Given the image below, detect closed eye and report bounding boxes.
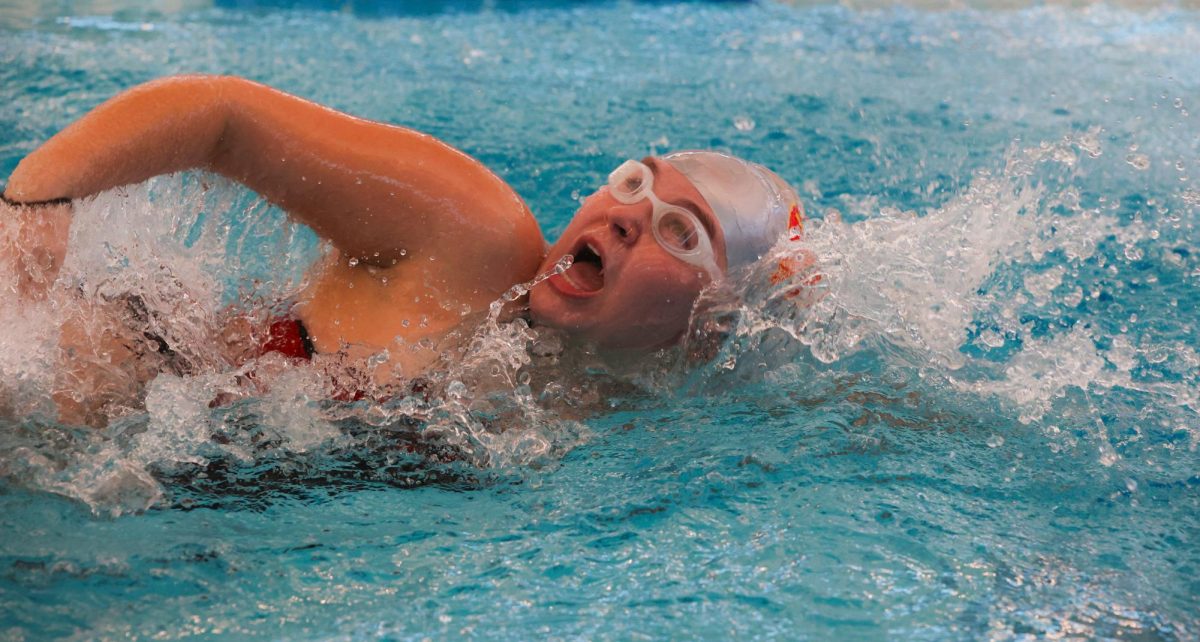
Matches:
[672,198,717,241]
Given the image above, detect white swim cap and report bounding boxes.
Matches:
[662,151,802,270]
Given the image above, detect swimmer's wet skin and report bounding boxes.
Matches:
[0,74,805,421]
[3,6,1197,639]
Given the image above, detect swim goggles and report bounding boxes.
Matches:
[607,160,722,281]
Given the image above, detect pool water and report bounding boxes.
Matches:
[1,0,1198,639]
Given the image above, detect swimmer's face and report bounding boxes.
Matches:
[530,157,728,350]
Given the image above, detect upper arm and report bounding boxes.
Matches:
[210,77,546,290]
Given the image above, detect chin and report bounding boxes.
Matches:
[529,289,684,352]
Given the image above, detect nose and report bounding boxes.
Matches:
[607,205,644,246]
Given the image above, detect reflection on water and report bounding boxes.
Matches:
[0,0,755,29]
[0,0,209,29]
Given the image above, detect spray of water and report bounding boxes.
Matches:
[695,127,1198,463]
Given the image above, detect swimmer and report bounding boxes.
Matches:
[1,75,804,423]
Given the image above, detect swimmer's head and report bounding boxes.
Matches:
[661,151,802,270]
[530,152,801,350]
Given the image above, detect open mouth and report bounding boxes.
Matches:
[552,241,605,296]
[565,242,605,291]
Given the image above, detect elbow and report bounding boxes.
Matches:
[199,76,239,173]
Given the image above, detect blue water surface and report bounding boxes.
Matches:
[1,0,1198,640]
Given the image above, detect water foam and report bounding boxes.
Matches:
[701,128,1197,456]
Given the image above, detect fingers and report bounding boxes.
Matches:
[1,201,72,299]
[770,250,826,306]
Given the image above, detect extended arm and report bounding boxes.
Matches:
[4,75,544,285]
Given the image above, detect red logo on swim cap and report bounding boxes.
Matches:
[787,203,803,241]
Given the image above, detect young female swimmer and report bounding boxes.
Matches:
[1,75,803,416]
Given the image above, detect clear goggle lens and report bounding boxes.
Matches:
[606,160,720,280]
[608,161,649,203]
[655,209,702,253]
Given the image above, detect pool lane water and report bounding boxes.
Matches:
[1,1,1199,639]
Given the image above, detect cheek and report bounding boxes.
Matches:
[620,253,706,300]
[620,273,697,312]
[603,258,706,336]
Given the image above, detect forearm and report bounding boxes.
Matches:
[4,75,232,202]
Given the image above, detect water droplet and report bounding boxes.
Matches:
[399,249,407,256]
[1125,153,1150,170]
[733,116,756,132]
[978,329,1005,348]
[986,434,1004,448]
[347,257,359,267]
[1099,446,1119,467]
[401,319,410,328]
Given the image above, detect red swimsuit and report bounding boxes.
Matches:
[259,317,315,360]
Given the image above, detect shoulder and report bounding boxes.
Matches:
[425,185,547,297]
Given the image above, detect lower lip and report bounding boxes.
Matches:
[547,271,602,299]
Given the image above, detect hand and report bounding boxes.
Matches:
[1,198,73,300]
[770,248,825,307]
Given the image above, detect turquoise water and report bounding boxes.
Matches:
[1,1,1199,639]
